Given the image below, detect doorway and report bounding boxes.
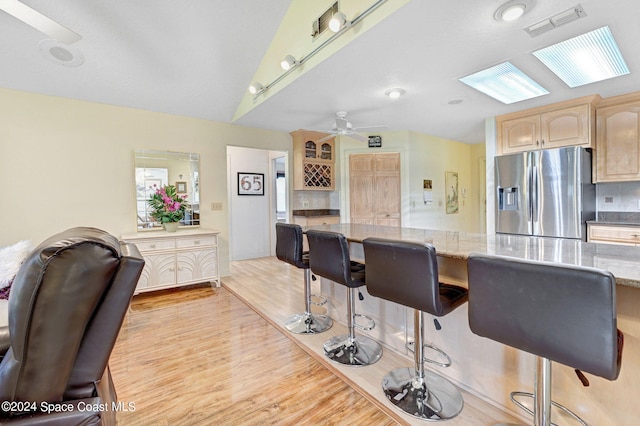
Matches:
[227,146,287,261]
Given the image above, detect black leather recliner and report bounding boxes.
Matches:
[0,227,144,425]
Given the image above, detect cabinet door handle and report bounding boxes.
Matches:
[536,140,540,145]
[541,139,545,145]
[149,244,156,249]
[631,234,640,238]
[194,240,200,245]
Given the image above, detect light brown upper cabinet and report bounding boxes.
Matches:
[291,130,335,190]
[595,92,640,182]
[497,95,601,155]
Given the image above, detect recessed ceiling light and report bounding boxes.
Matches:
[494,0,531,21]
[38,39,84,67]
[532,26,629,88]
[459,62,549,104]
[385,88,406,99]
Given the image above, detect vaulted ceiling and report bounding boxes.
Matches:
[1,0,639,144]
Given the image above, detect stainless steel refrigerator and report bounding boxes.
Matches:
[495,146,595,240]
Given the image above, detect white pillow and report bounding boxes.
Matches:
[0,240,32,289]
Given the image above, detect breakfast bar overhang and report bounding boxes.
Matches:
[304,223,640,426]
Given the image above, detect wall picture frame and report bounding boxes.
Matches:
[175,181,187,193]
[445,171,459,214]
[237,172,264,196]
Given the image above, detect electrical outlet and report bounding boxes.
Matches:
[637,199,640,210]
[605,196,614,203]
[302,200,310,208]
[211,202,223,211]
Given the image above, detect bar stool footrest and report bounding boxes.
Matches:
[353,313,375,331]
[284,312,333,335]
[310,294,327,306]
[406,341,453,368]
[510,391,588,426]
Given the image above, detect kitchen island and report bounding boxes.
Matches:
[305,223,640,426]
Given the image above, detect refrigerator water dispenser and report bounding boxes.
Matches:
[498,187,518,211]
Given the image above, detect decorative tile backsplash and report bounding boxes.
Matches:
[596,182,640,212]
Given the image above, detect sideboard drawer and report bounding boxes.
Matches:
[176,235,217,249]
[588,224,640,245]
[134,239,176,252]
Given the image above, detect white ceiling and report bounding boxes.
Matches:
[2,0,639,144]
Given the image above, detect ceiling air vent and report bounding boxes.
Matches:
[524,4,587,37]
[312,2,339,38]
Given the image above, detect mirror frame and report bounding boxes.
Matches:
[134,149,200,230]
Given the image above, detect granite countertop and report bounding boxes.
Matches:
[587,212,640,226]
[292,209,340,217]
[302,223,640,288]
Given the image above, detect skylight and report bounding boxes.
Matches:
[532,26,629,88]
[458,62,549,104]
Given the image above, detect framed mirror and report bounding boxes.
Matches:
[135,149,200,230]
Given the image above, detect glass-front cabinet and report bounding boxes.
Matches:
[291,130,335,190]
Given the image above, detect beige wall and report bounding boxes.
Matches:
[338,131,484,233]
[0,87,291,276]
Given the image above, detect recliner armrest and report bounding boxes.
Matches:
[0,326,10,357]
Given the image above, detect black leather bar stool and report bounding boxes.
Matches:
[467,254,624,426]
[306,229,383,366]
[363,238,468,421]
[275,223,332,334]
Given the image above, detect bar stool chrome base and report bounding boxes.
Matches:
[284,312,333,334]
[323,334,383,366]
[509,391,588,426]
[382,367,463,421]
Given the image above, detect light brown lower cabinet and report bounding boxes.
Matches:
[588,223,640,246]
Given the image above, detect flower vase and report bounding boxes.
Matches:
[163,222,179,233]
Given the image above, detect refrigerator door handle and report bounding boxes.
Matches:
[531,165,539,227]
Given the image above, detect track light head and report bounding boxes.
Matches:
[280,55,298,71]
[248,82,264,95]
[329,12,348,32]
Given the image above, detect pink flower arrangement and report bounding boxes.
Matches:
[147,184,190,224]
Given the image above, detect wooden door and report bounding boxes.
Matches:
[349,154,375,224]
[349,153,400,226]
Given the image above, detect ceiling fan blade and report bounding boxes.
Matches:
[0,0,82,44]
[353,124,389,131]
[316,133,335,143]
[346,133,368,142]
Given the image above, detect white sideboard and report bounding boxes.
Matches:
[122,228,220,294]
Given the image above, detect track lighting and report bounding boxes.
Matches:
[329,12,348,32]
[280,55,298,71]
[248,82,264,95]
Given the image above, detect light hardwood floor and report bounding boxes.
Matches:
[110,285,397,425]
[111,256,521,425]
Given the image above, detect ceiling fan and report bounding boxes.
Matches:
[0,0,82,44]
[316,111,388,142]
